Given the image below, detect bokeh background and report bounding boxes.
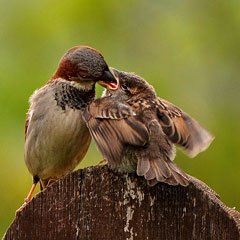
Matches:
[1,0,240,236]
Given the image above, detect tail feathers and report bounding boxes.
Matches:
[137,157,189,187]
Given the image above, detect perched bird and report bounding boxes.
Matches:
[83,68,214,186]
[23,46,118,202]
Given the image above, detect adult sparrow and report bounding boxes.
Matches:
[24,46,118,202]
[83,68,214,186]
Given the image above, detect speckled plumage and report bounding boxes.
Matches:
[83,68,214,186]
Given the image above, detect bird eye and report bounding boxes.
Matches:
[121,84,128,91]
[78,70,89,79]
[81,75,88,79]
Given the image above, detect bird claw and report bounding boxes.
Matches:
[24,198,30,203]
[15,201,28,216]
[46,179,57,188]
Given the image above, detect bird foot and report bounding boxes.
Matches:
[15,199,29,216]
[46,179,57,188]
[15,181,38,216]
[98,159,108,165]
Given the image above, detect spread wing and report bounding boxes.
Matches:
[83,97,149,162]
[157,98,214,157]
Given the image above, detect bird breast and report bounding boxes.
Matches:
[24,81,91,180]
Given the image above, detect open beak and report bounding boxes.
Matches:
[97,67,119,90]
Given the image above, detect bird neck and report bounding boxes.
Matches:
[51,78,95,111]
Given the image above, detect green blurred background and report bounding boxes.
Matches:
[1,0,240,236]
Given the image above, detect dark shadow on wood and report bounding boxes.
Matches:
[3,165,240,240]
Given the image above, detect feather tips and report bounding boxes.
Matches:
[83,101,149,162]
[138,156,189,187]
[157,98,214,158]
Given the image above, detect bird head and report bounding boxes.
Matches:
[100,67,156,101]
[50,46,118,89]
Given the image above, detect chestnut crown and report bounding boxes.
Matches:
[51,46,117,86]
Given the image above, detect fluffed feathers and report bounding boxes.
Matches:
[84,68,214,187]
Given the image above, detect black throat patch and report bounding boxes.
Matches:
[53,81,95,111]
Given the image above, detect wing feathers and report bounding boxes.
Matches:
[84,95,212,187]
[88,98,133,120]
[84,104,149,162]
[157,98,214,158]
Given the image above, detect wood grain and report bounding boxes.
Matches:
[4,165,240,240]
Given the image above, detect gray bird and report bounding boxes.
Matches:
[83,68,214,186]
[23,46,118,202]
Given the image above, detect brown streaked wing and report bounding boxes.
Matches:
[83,99,149,162]
[87,97,134,120]
[157,98,214,157]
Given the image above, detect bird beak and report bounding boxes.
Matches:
[97,67,119,90]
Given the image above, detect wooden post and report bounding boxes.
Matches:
[4,165,240,240]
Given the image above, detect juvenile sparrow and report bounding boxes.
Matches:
[24,46,118,202]
[83,68,214,186]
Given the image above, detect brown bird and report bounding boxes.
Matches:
[83,68,214,186]
[23,46,118,203]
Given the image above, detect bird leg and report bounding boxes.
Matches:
[15,182,38,215]
[25,182,38,202]
[15,176,40,216]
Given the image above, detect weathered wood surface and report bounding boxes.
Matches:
[4,165,240,240]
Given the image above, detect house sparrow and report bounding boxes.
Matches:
[83,68,214,186]
[23,46,118,202]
